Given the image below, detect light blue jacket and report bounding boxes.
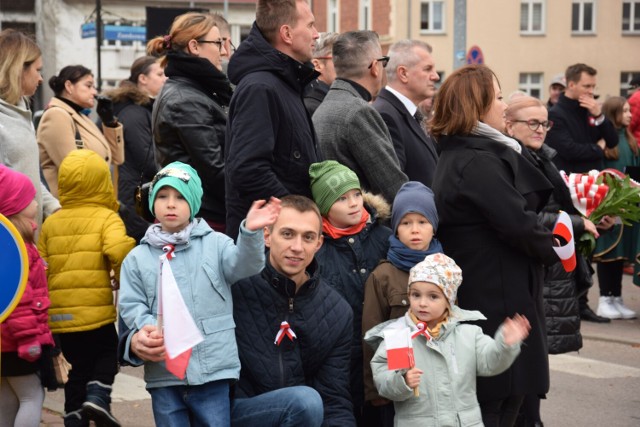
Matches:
[119,219,264,389]
[365,308,521,427]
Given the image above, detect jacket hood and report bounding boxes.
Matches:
[363,192,391,222]
[58,149,119,211]
[227,22,319,90]
[0,96,33,122]
[106,82,152,108]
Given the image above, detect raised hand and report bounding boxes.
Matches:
[245,197,282,232]
[502,313,531,346]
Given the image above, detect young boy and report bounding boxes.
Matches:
[118,161,280,427]
[365,253,530,426]
[38,150,136,427]
[361,181,442,425]
[309,160,391,423]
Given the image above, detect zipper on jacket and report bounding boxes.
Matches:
[450,343,459,375]
[288,297,294,313]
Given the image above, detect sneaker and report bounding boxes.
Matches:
[596,296,622,320]
[82,381,121,427]
[63,410,89,427]
[612,296,637,319]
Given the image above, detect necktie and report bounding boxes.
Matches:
[414,110,424,124]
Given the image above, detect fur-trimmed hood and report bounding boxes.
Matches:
[363,192,391,223]
[105,81,152,107]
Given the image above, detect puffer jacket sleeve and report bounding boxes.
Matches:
[371,340,414,401]
[220,220,265,285]
[474,324,521,377]
[102,211,136,280]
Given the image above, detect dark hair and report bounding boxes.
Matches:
[48,65,92,96]
[128,56,158,84]
[602,96,637,155]
[565,63,597,84]
[279,195,322,232]
[430,64,499,139]
[256,0,299,44]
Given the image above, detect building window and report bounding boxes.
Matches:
[572,1,596,34]
[621,72,640,97]
[0,0,35,12]
[359,0,371,30]
[0,21,36,37]
[328,0,339,32]
[520,1,545,34]
[623,1,640,33]
[420,1,445,33]
[519,73,543,99]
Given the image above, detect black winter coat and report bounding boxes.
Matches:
[546,93,618,173]
[530,144,587,354]
[315,203,391,408]
[109,83,155,242]
[304,79,330,117]
[232,259,356,427]
[432,134,557,401]
[225,22,320,240]
[153,73,228,224]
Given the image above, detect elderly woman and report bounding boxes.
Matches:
[0,29,60,227]
[430,65,557,427]
[37,65,124,197]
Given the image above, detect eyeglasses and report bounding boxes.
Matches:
[222,37,237,53]
[368,55,390,69]
[151,168,191,191]
[197,39,224,50]
[512,119,553,131]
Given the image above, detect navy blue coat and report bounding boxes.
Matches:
[225,22,320,240]
[232,259,356,427]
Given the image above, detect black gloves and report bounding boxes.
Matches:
[96,95,117,127]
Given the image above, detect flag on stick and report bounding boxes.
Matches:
[384,327,419,396]
[552,211,576,272]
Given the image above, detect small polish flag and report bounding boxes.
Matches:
[384,327,414,371]
[552,211,576,272]
[157,245,204,379]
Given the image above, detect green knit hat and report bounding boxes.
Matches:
[309,160,361,216]
[149,162,203,221]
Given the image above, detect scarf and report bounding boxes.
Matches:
[409,311,448,339]
[322,208,370,239]
[144,220,196,248]
[164,52,233,106]
[386,235,443,272]
[472,121,522,154]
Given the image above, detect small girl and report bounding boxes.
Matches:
[365,253,530,426]
[119,161,280,427]
[0,164,54,427]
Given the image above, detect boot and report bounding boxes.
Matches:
[82,380,121,427]
[63,409,89,427]
[612,296,637,319]
[596,296,621,320]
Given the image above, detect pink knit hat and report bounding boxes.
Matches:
[0,164,36,217]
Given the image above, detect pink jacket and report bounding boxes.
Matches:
[1,243,54,361]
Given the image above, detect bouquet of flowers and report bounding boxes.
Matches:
[561,169,640,256]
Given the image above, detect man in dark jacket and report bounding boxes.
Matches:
[304,32,339,116]
[373,40,440,187]
[231,195,355,427]
[225,0,321,240]
[545,63,618,323]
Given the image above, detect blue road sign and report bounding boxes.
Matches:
[0,214,28,322]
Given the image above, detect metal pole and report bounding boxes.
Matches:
[96,0,102,91]
[453,0,466,70]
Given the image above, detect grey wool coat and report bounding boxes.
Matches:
[312,79,407,204]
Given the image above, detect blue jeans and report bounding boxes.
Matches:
[149,380,230,427]
[231,386,323,427]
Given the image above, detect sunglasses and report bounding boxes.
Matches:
[368,55,390,69]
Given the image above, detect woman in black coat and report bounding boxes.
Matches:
[147,12,232,232]
[430,65,558,427]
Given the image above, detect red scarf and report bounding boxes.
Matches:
[322,208,370,239]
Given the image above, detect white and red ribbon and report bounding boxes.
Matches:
[561,170,609,217]
[274,321,297,345]
[411,322,432,341]
[552,211,576,272]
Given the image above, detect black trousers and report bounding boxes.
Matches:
[59,323,118,413]
[597,260,624,297]
[481,395,525,427]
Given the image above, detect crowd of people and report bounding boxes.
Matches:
[1,0,639,426]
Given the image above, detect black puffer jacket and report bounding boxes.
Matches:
[530,144,587,354]
[225,22,320,240]
[108,82,155,242]
[153,53,231,224]
[314,196,391,409]
[232,259,355,427]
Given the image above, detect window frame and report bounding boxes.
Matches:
[328,0,340,33]
[622,1,640,34]
[519,72,544,100]
[419,0,446,35]
[571,0,597,35]
[520,0,546,35]
[359,0,372,30]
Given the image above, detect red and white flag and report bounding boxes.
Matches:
[383,327,414,371]
[552,211,576,272]
[157,245,203,379]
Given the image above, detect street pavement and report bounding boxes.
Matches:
[41,271,640,426]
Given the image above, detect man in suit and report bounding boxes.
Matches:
[313,30,407,204]
[373,40,440,187]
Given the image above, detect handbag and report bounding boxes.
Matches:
[133,139,157,223]
[39,344,72,391]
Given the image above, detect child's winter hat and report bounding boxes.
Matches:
[0,164,36,217]
[408,253,462,307]
[391,181,439,234]
[149,162,203,220]
[309,160,361,216]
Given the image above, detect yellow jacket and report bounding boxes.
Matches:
[37,97,124,198]
[38,150,135,334]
